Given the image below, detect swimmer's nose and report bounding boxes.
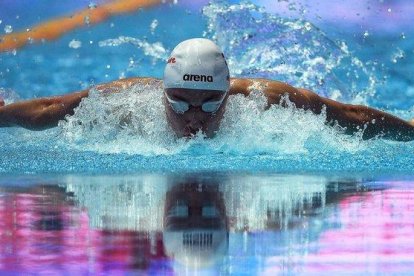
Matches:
[187,105,203,112]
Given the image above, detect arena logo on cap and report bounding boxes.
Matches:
[183,74,213,83]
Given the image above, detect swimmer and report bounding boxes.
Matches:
[0,38,414,141]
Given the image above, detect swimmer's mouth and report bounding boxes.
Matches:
[183,126,202,137]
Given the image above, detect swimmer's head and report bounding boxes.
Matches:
[163,39,230,137]
[163,38,230,93]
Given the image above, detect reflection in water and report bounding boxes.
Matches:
[163,181,229,271]
[0,175,413,274]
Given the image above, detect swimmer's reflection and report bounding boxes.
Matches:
[163,181,229,269]
[60,174,386,273]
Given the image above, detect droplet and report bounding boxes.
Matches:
[69,39,82,49]
[387,8,392,12]
[84,16,90,25]
[363,31,369,38]
[88,2,97,9]
[400,33,406,39]
[110,23,114,28]
[150,19,158,34]
[106,64,111,69]
[4,25,13,34]
[0,20,2,25]
[391,48,404,63]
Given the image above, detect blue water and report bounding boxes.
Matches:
[1,2,414,274]
[0,1,414,174]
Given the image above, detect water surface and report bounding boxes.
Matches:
[1,173,413,274]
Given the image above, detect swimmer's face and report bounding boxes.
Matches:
[164,88,228,138]
[164,183,227,230]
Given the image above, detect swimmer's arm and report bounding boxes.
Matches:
[296,88,414,141]
[244,78,414,141]
[0,77,156,130]
[0,90,89,130]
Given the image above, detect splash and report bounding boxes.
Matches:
[59,80,181,155]
[98,36,168,61]
[58,80,367,157]
[0,87,19,104]
[203,1,378,104]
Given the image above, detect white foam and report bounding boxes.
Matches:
[58,81,366,156]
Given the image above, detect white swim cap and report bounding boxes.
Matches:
[163,38,230,92]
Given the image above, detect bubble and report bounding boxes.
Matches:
[150,19,158,34]
[4,25,13,34]
[69,39,82,49]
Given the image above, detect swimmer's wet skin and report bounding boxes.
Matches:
[0,38,414,141]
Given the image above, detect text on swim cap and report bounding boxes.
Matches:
[183,74,213,82]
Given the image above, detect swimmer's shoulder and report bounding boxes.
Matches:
[229,77,298,97]
[229,77,313,108]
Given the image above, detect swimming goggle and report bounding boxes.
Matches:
[165,93,225,114]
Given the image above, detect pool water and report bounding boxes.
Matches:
[0,1,414,173]
[1,0,414,274]
[0,173,413,274]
